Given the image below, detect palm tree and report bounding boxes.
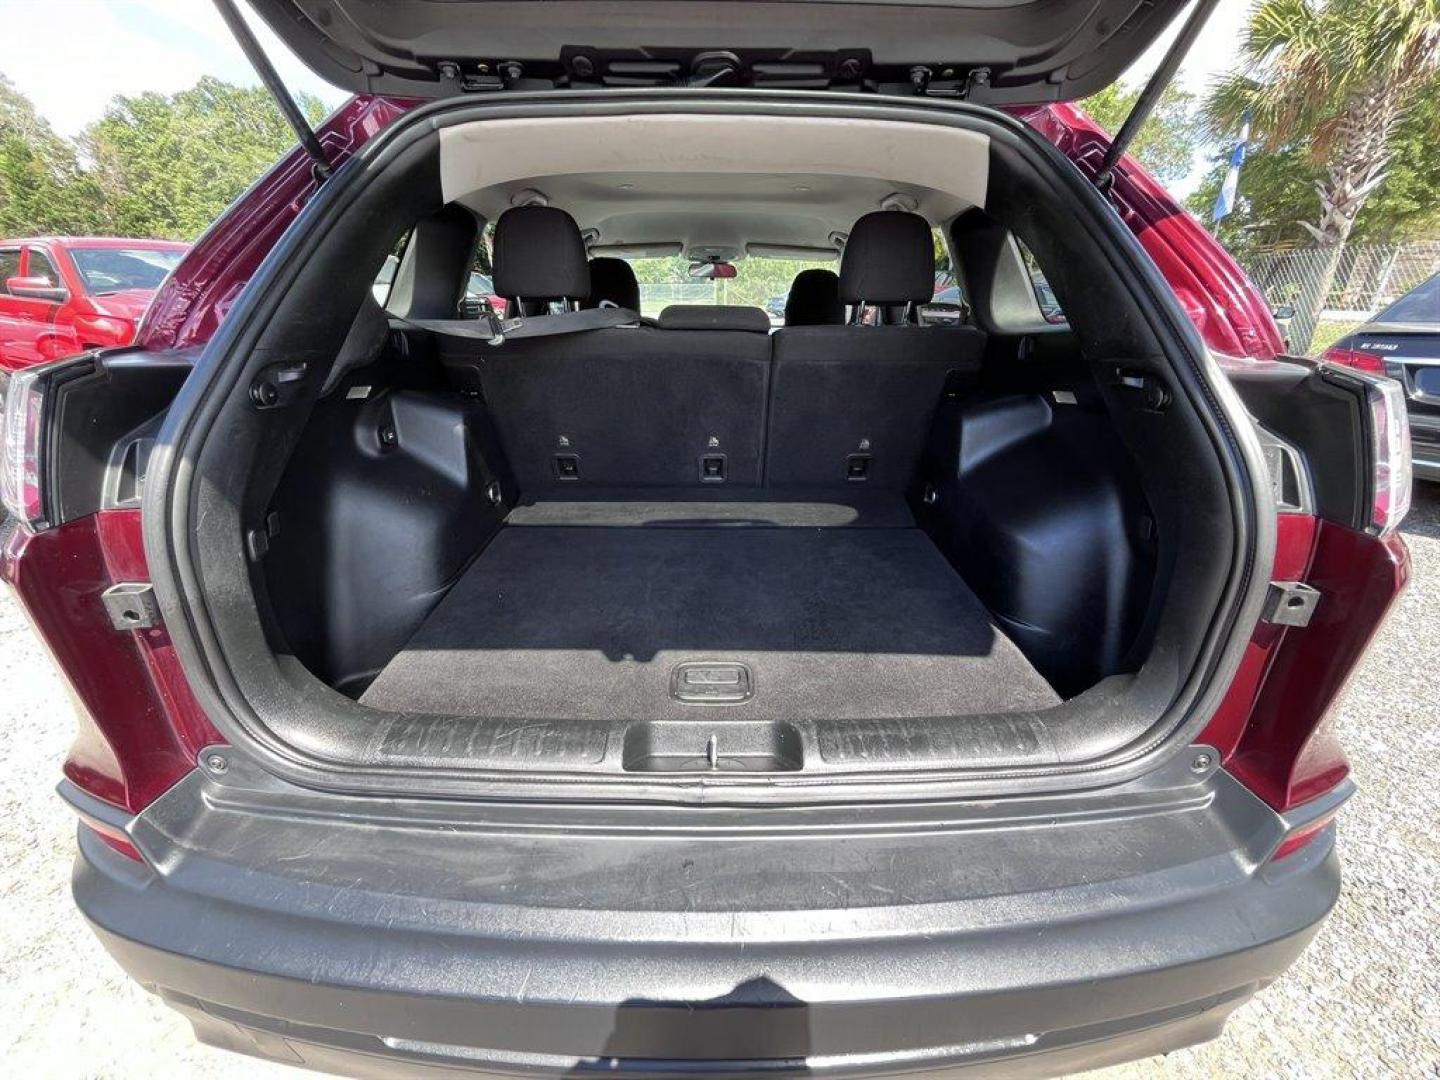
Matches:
[1205,0,1440,351]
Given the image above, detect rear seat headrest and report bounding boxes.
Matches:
[658,305,771,333]
[492,206,590,302]
[838,211,935,306]
[784,268,844,326]
[583,256,641,312]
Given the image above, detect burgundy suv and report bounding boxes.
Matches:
[0,2,1412,1076]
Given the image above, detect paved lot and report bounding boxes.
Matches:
[2,491,1438,1078]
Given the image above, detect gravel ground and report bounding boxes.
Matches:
[3,492,1438,1078]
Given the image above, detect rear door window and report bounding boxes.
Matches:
[0,249,20,293]
[621,254,837,323]
[1017,241,1066,324]
[25,249,63,290]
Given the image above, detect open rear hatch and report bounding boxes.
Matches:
[108,0,1278,803]
[250,0,1194,102]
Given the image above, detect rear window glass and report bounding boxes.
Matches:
[474,221,959,321]
[0,249,21,292]
[1376,274,1440,326]
[70,248,182,294]
[621,255,837,321]
[1017,241,1066,324]
[27,249,62,287]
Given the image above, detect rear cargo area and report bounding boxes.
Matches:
[358,495,1060,722]
[180,160,1252,787]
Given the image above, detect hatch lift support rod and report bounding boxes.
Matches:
[1093,0,1221,191]
[211,0,332,179]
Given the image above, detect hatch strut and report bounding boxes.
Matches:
[211,0,333,179]
[1093,0,1220,191]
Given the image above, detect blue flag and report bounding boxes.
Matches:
[1212,111,1252,223]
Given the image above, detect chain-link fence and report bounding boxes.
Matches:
[1238,240,1440,355]
[636,282,716,318]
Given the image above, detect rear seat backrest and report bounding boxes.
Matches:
[767,211,985,487]
[440,207,771,489]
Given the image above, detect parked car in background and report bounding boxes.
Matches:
[1324,273,1440,481]
[0,237,187,372]
[463,269,501,315]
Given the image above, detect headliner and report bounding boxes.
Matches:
[439,113,989,259]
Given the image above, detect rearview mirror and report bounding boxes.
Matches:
[6,275,68,302]
[687,261,738,280]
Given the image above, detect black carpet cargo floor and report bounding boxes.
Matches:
[359,526,1060,722]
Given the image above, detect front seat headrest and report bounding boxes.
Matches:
[838,211,935,306]
[492,206,590,302]
[784,268,844,326]
[583,256,641,312]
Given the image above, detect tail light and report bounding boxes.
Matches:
[1321,345,1386,374]
[1,368,50,529]
[1359,371,1412,535]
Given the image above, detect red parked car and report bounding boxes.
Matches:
[0,2,1413,1077]
[0,237,187,372]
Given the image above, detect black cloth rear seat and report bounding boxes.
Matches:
[442,329,770,488]
[439,207,769,488]
[767,211,984,487]
[439,207,983,492]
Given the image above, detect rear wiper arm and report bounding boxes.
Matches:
[1093,0,1220,192]
[210,0,333,180]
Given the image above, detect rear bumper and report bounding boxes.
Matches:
[72,753,1341,1079]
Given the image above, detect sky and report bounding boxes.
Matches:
[0,0,1252,196]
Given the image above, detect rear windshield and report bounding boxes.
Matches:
[621,255,837,320]
[472,225,959,321]
[621,228,954,321]
[1375,274,1440,327]
[70,248,183,294]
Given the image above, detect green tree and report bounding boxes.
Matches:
[80,76,325,240]
[1203,0,1440,350]
[1188,79,1440,258]
[1080,83,1203,184]
[0,73,109,236]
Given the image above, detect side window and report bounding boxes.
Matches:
[1017,241,1066,325]
[372,230,413,310]
[0,249,20,294]
[925,227,970,325]
[26,249,62,289]
[372,254,400,306]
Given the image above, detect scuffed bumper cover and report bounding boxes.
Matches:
[73,752,1340,1078]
